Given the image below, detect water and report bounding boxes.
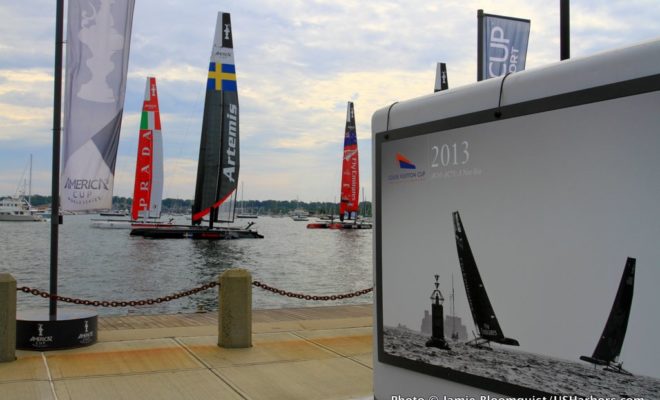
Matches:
[0,215,373,316]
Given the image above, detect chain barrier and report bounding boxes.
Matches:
[16,281,373,307]
[16,281,219,308]
[252,280,373,301]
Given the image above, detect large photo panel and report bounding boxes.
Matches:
[378,89,660,397]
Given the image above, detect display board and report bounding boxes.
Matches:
[375,65,660,397]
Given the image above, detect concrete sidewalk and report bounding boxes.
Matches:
[0,304,373,400]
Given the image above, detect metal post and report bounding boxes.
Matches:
[50,0,64,319]
[560,0,570,60]
[0,273,17,362]
[218,269,252,348]
[477,9,484,81]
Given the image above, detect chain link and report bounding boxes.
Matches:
[252,280,373,301]
[17,280,374,307]
[16,282,219,307]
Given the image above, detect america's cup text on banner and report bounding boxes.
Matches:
[477,11,530,81]
[61,0,135,211]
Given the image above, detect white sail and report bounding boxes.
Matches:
[61,0,135,211]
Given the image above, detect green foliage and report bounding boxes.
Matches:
[3,194,372,217]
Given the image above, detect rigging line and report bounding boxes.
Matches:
[14,157,31,196]
[385,101,399,132]
[494,72,512,119]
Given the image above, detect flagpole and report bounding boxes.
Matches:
[560,0,570,60]
[50,0,64,320]
[477,9,484,81]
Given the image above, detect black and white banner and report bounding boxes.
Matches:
[61,0,135,211]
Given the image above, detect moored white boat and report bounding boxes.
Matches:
[291,209,309,221]
[0,196,44,222]
[1,155,44,222]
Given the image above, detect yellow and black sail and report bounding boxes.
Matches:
[193,12,239,225]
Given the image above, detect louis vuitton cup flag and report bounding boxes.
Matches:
[477,10,530,81]
[61,0,135,211]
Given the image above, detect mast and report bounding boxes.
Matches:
[453,211,519,346]
[28,154,32,205]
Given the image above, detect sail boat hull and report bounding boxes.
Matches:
[307,221,372,229]
[91,219,174,229]
[328,221,372,229]
[130,224,263,239]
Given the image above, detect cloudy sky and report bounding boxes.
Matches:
[1,0,658,202]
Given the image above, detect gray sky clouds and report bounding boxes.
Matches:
[1,0,658,201]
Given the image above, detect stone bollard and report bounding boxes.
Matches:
[0,273,16,362]
[218,269,252,348]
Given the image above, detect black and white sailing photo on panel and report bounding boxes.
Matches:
[378,91,660,397]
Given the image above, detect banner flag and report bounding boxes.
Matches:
[61,0,135,211]
[478,11,530,81]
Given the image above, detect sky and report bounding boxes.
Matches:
[0,0,659,202]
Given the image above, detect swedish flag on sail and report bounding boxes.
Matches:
[207,62,237,92]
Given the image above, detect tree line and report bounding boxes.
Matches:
[21,195,372,217]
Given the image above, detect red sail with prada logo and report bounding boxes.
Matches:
[131,76,163,221]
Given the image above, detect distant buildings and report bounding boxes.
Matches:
[421,310,468,340]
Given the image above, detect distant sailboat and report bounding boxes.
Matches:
[308,102,371,230]
[237,182,259,219]
[131,76,164,222]
[453,211,519,348]
[580,258,636,375]
[130,12,262,240]
[92,77,170,229]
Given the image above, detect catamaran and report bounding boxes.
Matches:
[92,77,171,229]
[453,211,519,348]
[130,12,262,240]
[580,258,636,375]
[307,102,371,230]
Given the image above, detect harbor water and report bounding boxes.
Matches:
[0,215,373,316]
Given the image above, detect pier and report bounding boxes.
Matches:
[0,304,373,400]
